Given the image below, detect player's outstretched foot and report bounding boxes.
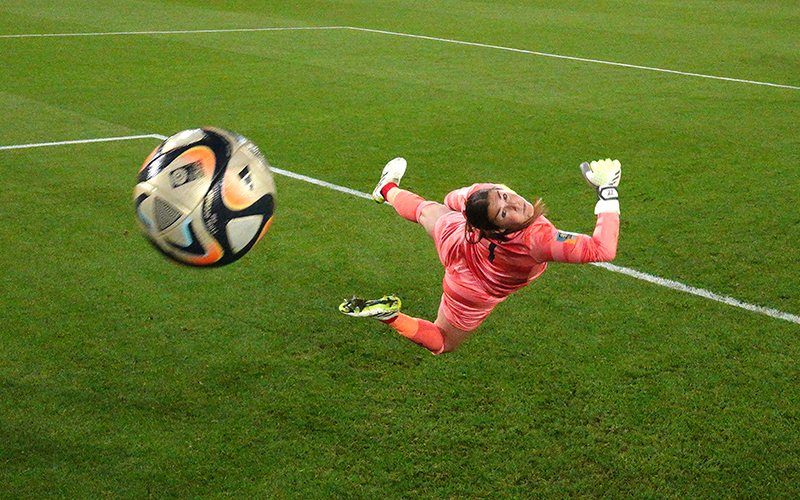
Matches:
[372,157,407,203]
[339,295,402,320]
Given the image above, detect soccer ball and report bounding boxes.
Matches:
[133,127,276,267]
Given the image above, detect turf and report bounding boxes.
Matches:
[1,1,799,498]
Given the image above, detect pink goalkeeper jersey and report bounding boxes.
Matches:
[440,183,619,298]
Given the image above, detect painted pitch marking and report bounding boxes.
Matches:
[1,26,797,90]
[0,134,165,150]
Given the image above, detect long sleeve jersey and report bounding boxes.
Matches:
[442,183,619,297]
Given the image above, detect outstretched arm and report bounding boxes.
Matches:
[534,213,618,263]
[531,159,622,264]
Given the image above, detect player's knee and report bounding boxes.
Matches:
[439,344,458,354]
[418,203,450,232]
[439,333,469,354]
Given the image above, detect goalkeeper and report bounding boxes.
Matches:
[339,157,621,354]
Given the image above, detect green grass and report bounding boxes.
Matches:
[1,1,799,498]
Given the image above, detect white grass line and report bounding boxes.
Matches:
[0,26,345,39]
[1,25,796,90]
[593,262,800,324]
[346,27,800,91]
[0,134,166,150]
[270,167,373,200]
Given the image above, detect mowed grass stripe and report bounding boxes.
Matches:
[3,134,797,325]
[1,25,797,90]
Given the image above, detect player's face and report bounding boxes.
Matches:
[488,189,535,231]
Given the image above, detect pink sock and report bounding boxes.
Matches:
[388,188,428,222]
[383,313,445,353]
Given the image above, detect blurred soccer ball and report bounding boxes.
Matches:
[133,127,276,267]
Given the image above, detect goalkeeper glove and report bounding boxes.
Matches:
[580,158,621,187]
[579,158,621,214]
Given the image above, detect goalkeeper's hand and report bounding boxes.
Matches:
[579,158,621,214]
[580,158,621,187]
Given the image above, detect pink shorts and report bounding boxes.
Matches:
[433,211,506,331]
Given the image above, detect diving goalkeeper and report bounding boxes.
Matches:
[339,157,621,354]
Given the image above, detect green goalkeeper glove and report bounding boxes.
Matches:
[579,158,621,214]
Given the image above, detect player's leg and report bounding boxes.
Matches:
[384,186,443,227]
[340,157,471,353]
[381,309,473,354]
[433,303,473,353]
[387,186,450,237]
[339,296,446,353]
[373,157,451,234]
[337,296,475,354]
[431,270,507,353]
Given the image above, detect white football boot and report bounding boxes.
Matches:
[372,157,407,203]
